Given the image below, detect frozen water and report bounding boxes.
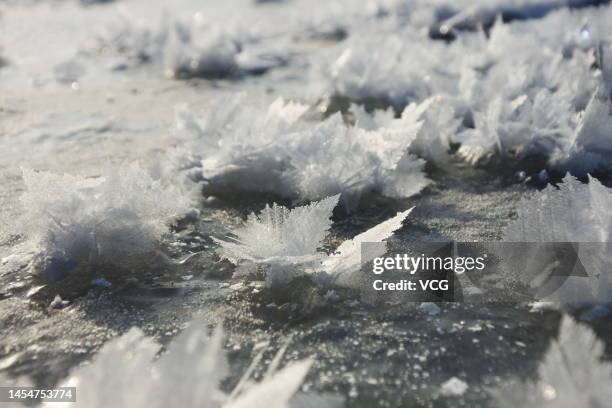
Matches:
[215,196,338,264]
[322,208,413,289]
[215,199,412,289]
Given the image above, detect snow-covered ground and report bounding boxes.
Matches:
[1,1,612,407]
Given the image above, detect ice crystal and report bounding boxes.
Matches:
[452,8,612,169]
[493,316,612,408]
[310,5,612,174]
[558,91,612,175]
[162,17,240,79]
[214,195,338,264]
[215,198,413,289]
[454,12,602,167]
[322,208,413,289]
[18,162,191,281]
[299,0,409,40]
[46,320,329,408]
[504,175,612,302]
[177,95,428,209]
[175,95,308,196]
[504,174,611,244]
[283,107,428,210]
[94,11,166,69]
[94,12,287,79]
[214,195,338,286]
[316,29,459,109]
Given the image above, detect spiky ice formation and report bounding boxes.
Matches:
[214,195,339,286]
[18,162,191,281]
[310,5,612,176]
[47,320,332,408]
[556,91,612,176]
[322,208,413,289]
[283,105,429,210]
[493,316,612,408]
[177,94,429,209]
[503,175,612,302]
[315,28,459,110]
[93,11,288,79]
[162,17,240,79]
[174,95,309,197]
[215,197,413,290]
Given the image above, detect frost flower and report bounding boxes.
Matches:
[178,94,429,210]
[504,174,612,302]
[283,103,429,210]
[50,320,328,408]
[175,95,308,197]
[215,196,413,289]
[493,316,612,407]
[19,162,191,281]
[214,195,339,286]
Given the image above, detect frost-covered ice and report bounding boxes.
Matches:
[283,108,428,209]
[215,195,339,287]
[321,208,413,289]
[92,12,254,79]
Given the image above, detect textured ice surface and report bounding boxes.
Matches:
[284,107,428,210]
[322,208,413,289]
[93,12,248,79]
[310,4,612,177]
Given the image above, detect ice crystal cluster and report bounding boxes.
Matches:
[174,94,308,195]
[94,11,287,79]
[494,316,612,408]
[30,320,336,408]
[504,175,612,302]
[298,0,410,40]
[314,3,612,175]
[177,95,429,210]
[283,105,428,209]
[215,195,412,289]
[18,163,191,281]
